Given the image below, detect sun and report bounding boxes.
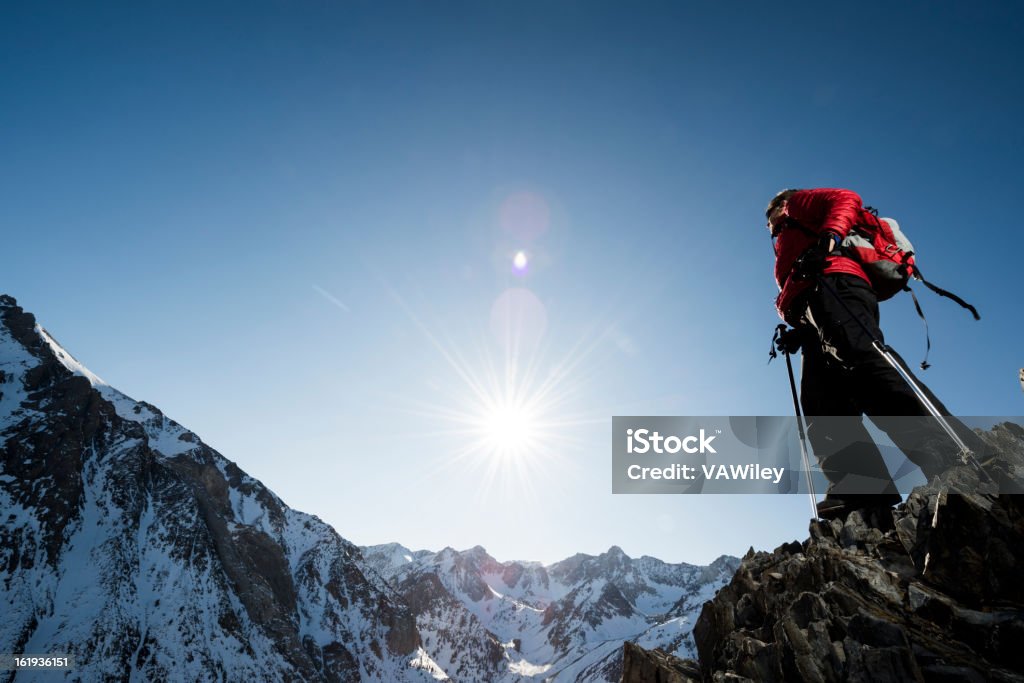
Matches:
[377,279,611,503]
[386,328,595,504]
[479,399,540,459]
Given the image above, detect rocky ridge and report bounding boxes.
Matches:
[622,422,1024,682]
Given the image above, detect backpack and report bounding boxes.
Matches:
[840,210,915,301]
[842,207,980,368]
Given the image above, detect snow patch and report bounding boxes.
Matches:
[409,647,450,680]
[34,324,197,458]
[36,325,107,387]
[0,323,44,444]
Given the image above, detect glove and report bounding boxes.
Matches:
[793,232,839,280]
[768,325,805,363]
[775,327,804,355]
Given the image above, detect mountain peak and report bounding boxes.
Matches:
[605,544,628,558]
[1,295,444,681]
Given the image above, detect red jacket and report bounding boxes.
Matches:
[773,188,872,322]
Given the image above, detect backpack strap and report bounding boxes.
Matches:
[906,286,933,370]
[912,265,981,321]
[905,270,980,370]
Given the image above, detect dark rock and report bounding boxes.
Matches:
[621,642,702,683]
[624,424,1024,683]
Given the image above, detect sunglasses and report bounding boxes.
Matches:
[765,199,787,236]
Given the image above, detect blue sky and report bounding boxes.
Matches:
[3,2,1023,565]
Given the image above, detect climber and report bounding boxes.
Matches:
[767,188,974,520]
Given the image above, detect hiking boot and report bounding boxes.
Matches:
[816,498,851,520]
[816,493,902,521]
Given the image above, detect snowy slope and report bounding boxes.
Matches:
[0,295,445,682]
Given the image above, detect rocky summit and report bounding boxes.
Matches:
[622,423,1024,682]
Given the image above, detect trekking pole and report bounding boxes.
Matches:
[814,276,980,470]
[785,337,819,519]
[771,325,818,519]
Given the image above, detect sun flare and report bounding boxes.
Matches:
[479,399,540,458]
[381,275,612,504]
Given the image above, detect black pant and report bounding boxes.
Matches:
[797,275,974,499]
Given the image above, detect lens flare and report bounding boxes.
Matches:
[499,191,550,242]
[512,250,529,273]
[490,287,547,353]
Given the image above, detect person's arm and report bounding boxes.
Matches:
[786,188,863,247]
[786,188,865,279]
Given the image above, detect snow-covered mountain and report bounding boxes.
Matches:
[0,295,444,682]
[361,542,739,682]
[0,294,738,681]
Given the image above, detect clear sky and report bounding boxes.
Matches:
[3,2,1023,565]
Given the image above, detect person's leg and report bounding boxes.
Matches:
[863,363,989,479]
[798,312,899,506]
[813,276,984,478]
[875,348,991,466]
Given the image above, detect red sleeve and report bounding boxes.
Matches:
[785,188,864,239]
